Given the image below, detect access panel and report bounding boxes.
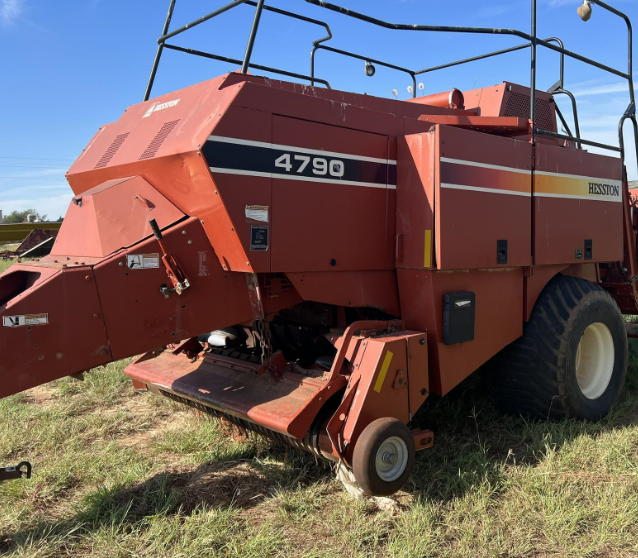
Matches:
[434,126,533,270]
[533,143,623,265]
[270,117,395,272]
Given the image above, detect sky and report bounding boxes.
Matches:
[1,0,637,220]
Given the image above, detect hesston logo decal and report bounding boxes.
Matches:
[589,182,620,197]
[142,98,180,118]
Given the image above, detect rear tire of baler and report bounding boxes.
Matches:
[487,274,627,420]
[352,418,415,496]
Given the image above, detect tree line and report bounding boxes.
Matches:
[2,209,63,224]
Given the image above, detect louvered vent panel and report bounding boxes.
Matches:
[94,133,130,169]
[139,120,181,160]
[504,92,555,133]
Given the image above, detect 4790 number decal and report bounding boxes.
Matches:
[274,153,345,178]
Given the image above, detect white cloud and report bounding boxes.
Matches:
[545,0,575,7]
[0,162,72,218]
[572,83,637,98]
[554,79,638,180]
[0,0,24,26]
[2,192,72,220]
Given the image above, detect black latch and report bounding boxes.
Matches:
[585,239,593,261]
[497,240,508,264]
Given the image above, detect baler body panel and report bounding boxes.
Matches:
[435,125,533,269]
[398,267,524,395]
[269,116,394,273]
[201,113,396,273]
[396,132,437,270]
[533,143,623,265]
[463,82,559,146]
[286,270,400,316]
[0,264,111,398]
[51,176,185,258]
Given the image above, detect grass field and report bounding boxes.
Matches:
[2,259,638,557]
[0,244,20,253]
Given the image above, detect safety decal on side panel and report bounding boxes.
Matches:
[250,226,269,251]
[127,253,160,269]
[245,205,269,223]
[3,313,49,328]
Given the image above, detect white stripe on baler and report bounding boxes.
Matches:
[440,183,531,197]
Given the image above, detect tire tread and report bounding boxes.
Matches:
[486,275,624,419]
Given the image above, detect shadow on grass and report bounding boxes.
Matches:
[405,337,638,500]
[1,440,330,552]
[5,340,638,552]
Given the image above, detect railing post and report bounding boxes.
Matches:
[144,0,177,101]
[311,46,317,86]
[530,0,537,144]
[241,0,266,74]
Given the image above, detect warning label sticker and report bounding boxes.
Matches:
[3,313,49,328]
[250,226,269,251]
[127,253,160,269]
[245,205,269,223]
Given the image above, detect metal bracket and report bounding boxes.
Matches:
[392,369,408,389]
[0,461,32,483]
[412,429,434,452]
[546,80,562,94]
[149,218,190,296]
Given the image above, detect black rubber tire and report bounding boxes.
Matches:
[486,274,627,420]
[352,417,415,496]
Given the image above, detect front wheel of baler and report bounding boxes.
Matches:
[352,418,415,496]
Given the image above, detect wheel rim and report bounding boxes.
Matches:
[375,436,409,482]
[575,322,615,400]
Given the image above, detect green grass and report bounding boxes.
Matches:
[3,262,638,556]
[0,258,14,274]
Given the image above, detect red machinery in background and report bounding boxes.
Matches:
[1,0,637,495]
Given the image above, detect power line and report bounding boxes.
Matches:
[0,176,69,180]
[0,156,75,162]
[0,164,68,170]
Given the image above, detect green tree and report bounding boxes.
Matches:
[2,209,48,223]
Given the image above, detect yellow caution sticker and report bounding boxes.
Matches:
[373,350,394,393]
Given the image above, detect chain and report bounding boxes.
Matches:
[246,273,272,364]
[257,312,273,364]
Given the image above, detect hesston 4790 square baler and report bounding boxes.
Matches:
[1,0,638,495]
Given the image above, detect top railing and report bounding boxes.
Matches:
[144,0,637,178]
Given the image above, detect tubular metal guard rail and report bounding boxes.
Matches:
[144,0,637,179]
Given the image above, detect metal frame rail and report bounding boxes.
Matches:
[145,0,637,177]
